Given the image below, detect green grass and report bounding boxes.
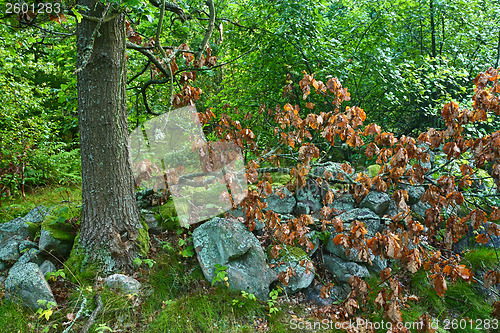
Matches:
[0,184,82,223]
[0,298,33,333]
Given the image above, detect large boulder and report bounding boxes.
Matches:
[269,245,315,293]
[264,187,296,215]
[105,274,142,294]
[359,191,391,216]
[193,217,277,299]
[5,262,57,310]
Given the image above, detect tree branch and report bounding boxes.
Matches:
[148,0,187,22]
[195,0,215,62]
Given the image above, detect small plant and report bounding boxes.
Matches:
[133,257,156,268]
[35,300,57,321]
[232,290,257,307]
[267,288,280,315]
[211,264,229,287]
[95,324,114,332]
[177,229,194,257]
[45,269,66,281]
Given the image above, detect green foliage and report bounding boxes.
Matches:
[35,300,57,321]
[211,263,229,287]
[45,269,66,281]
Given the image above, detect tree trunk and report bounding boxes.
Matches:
[76,0,145,272]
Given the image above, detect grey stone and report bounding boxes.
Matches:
[0,235,23,262]
[264,187,296,214]
[39,260,57,277]
[337,208,382,236]
[311,162,355,181]
[329,194,355,216]
[19,240,38,253]
[270,246,315,293]
[411,201,431,220]
[303,284,333,306]
[324,234,387,274]
[15,248,44,266]
[5,262,57,310]
[105,274,142,294]
[386,199,399,217]
[401,185,425,205]
[24,206,50,224]
[143,214,162,235]
[0,218,31,243]
[0,261,6,272]
[294,202,310,215]
[193,217,277,299]
[38,229,73,258]
[360,191,391,216]
[295,178,327,214]
[323,254,370,283]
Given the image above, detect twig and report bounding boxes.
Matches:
[81,294,103,333]
[62,295,87,333]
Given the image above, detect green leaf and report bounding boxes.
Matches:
[72,8,83,23]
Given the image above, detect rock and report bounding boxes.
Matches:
[0,218,32,243]
[323,254,370,283]
[5,262,57,310]
[193,217,277,299]
[270,246,315,293]
[136,188,155,208]
[411,201,431,221]
[38,228,74,258]
[39,260,57,277]
[386,199,398,217]
[105,274,142,294]
[15,248,44,266]
[303,284,333,306]
[359,191,391,216]
[298,230,320,256]
[329,194,355,216]
[0,261,6,273]
[295,178,327,214]
[311,162,355,182]
[143,213,162,235]
[0,235,23,263]
[24,206,50,223]
[324,236,387,273]
[401,185,425,205]
[337,208,382,236]
[19,240,38,253]
[264,187,296,214]
[294,202,310,215]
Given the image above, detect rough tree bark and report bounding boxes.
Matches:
[76,0,146,272]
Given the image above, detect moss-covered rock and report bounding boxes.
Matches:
[366,164,381,178]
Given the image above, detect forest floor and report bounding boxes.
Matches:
[0,185,497,333]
